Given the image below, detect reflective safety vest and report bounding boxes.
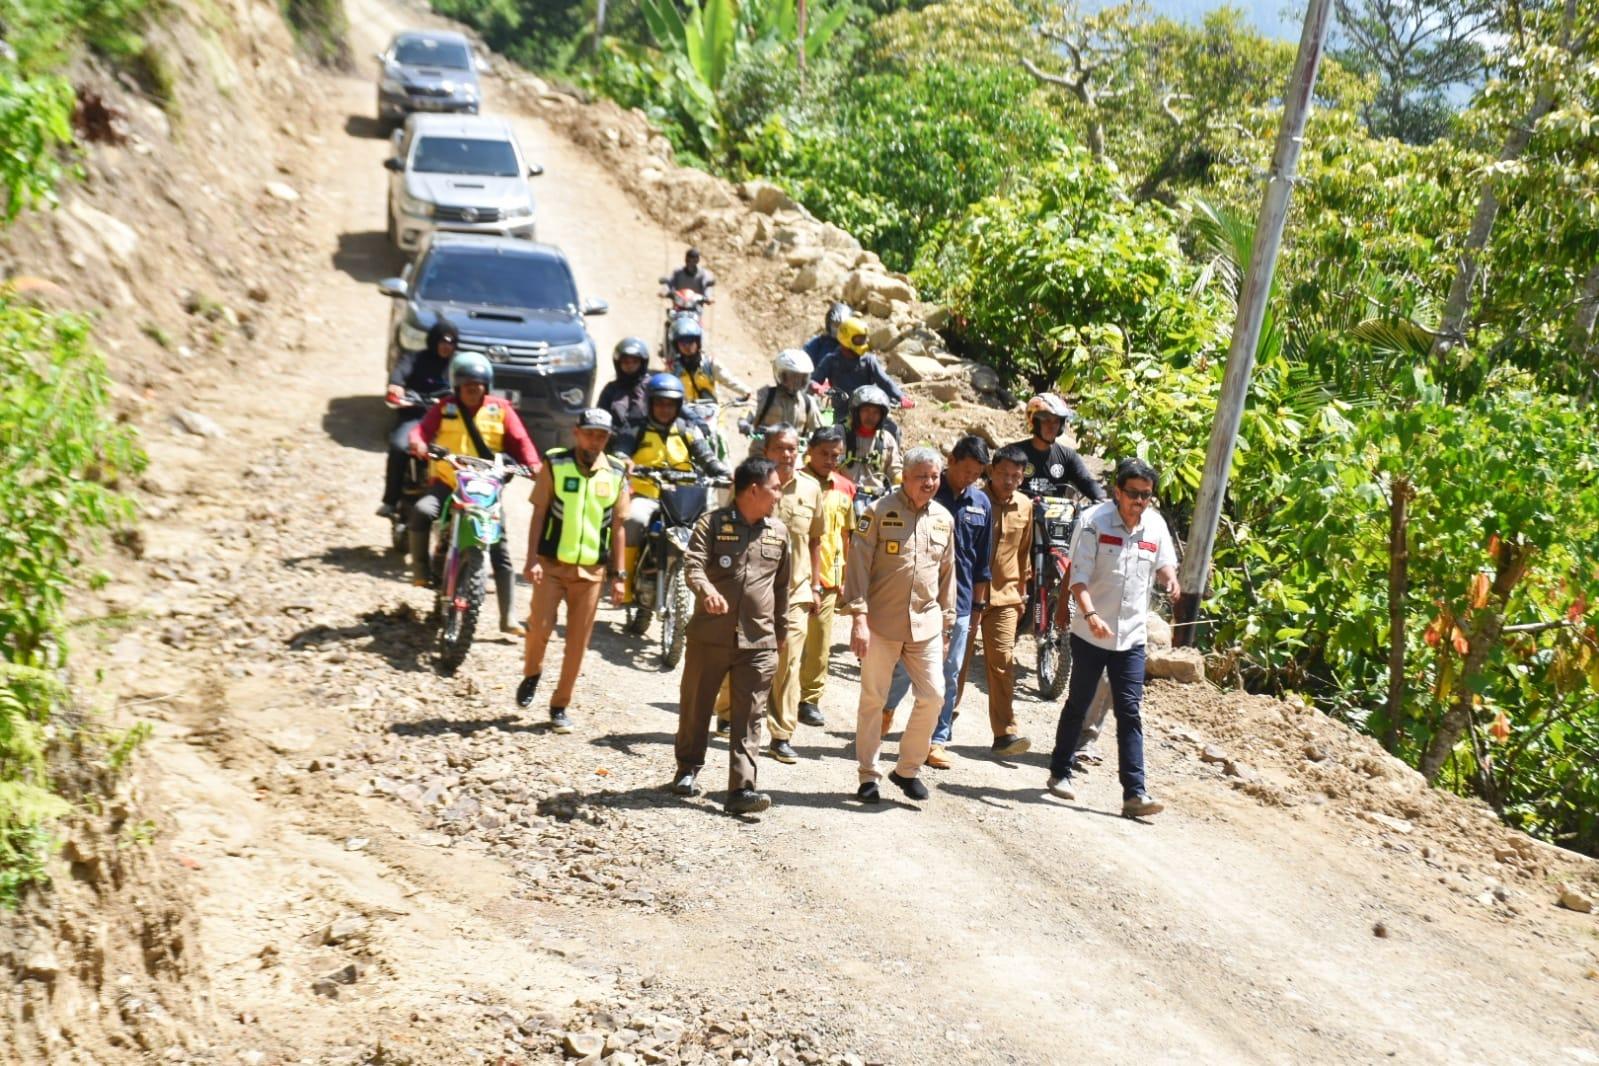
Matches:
[677,362,718,401]
[630,421,694,499]
[538,448,626,566]
[430,399,506,489]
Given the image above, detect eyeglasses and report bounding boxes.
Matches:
[1119,488,1153,501]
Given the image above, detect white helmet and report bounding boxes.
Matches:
[1026,393,1071,435]
[773,348,813,393]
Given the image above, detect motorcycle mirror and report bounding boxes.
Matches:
[527,163,545,177]
[383,157,403,171]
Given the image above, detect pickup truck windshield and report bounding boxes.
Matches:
[412,137,519,177]
[393,40,471,69]
[417,250,579,309]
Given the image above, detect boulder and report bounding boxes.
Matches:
[1146,645,1204,683]
[66,200,139,265]
[817,222,862,255]
[885,346,948,384]
[843,268,915,307]
[743,180,796,214]
[1147,614,1173,650]
[865,291,893,318]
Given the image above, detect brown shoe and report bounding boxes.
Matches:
[925,744,952,770]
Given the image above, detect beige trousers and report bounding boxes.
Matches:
[854,631,942,783]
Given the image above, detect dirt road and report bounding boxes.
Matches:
[91,2,1599,1062]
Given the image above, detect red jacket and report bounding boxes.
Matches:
[409,394,541,486]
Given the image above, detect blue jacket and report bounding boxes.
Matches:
[936,476,992,617]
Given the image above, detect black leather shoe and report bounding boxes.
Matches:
[888,770,930,801]
[726,789,772,815]
[856,781,880,805]
[767,739,799,764]
[515,673,541,709]
[714,717,730,736]
[798,702,825,728]
[670,773,699,797]
[549,708,573,735]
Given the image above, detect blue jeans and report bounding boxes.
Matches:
[883,613,972,746]
[1048,636,1147,798]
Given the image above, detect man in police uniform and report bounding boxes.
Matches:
[843,447,955,804]
[1046,457,1178,818]
[518,409,629,734]
[674,458,789,815]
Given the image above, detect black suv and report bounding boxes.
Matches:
[379,235,608,452]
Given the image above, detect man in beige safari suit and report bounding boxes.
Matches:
[843,446,955,804]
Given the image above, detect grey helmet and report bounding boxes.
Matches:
[848,383,891,433]
[825,301,854,339]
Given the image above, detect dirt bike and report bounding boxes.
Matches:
[684,396,749,465]
[1026,491,1087,700]
[626,466,728,669]
[384,389,448,556]
[657,284,708,360]
[425,445,531,675]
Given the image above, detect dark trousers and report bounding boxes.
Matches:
[1049,635,1147,798]
[676,641,777,793]
[382,413,423,506]
[409,484,513,617]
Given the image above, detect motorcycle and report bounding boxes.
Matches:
[1026,491,1087,700]
[658,283,709,360]
[384,389,449,556]
[424,445,531,675]
[625,466,729,669]
[685,395,748,463]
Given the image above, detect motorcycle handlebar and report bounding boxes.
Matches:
[425,445,532,480]
[634,466,729,488]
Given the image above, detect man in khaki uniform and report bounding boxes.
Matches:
[673,458,789,815]
[519,409,629,734]
[964,444,1033,756]
[799,427,852,728]
[844,447,955,803]
[715,425,823,762]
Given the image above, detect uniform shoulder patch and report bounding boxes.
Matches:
[855,514,872,534]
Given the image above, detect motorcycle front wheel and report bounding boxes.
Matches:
[1034,586,1071,700]
[658,563,690,669]
[436,547,485,675]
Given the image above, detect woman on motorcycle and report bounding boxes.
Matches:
[379,319,458,517]
[407,353,542,636]
[842,384,902,498]
[744,348,824,455]
[597,337,652,452]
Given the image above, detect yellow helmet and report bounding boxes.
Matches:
[837,316,870,355]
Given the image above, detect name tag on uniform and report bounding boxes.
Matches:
[881,517,905,529]
[1138,540,1158,552]
[885,541,901,555]
[1099,534,1124,546]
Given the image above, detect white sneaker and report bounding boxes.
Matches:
[1045,776,1076,800]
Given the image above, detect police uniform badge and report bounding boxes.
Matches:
[563,476,581,493]
[855,515,871,534]
[885,540,900,555]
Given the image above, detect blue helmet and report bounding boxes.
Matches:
[449,352,493,389]
[645,371,685,402]
[670,315,703,343]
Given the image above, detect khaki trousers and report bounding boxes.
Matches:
[969,604,1023,737]
[800,588,839,706]
[522,562,604,709]
[677,642,777,792]
[855,631,941,783]
[716,597,809,739]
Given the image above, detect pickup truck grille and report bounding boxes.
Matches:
[406,84,453,97]
[434,205,502,224]
[458,338,552,367]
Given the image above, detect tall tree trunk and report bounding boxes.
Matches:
[1430,0,1578,362]
[1383,475,1413,750]
[1419,540,1534,782]
[1571,259,1599,363]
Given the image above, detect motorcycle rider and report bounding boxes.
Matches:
[667,316,751,404]
[597,337,652,453]
[623,372,733,590]
[379,319,458,517]
[809,315,912,430]
[842,385,902,498]
[801,301,853,365]
[742,348,824,453]
[1009,394,1106,504]
[666,246,715,298]
[406,353,542,636]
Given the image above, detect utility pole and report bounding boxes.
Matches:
[1172,0,1334,646]
[594,0,608,55]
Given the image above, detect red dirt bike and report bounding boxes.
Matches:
[1027,493,1087,700]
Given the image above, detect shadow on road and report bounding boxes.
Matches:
[390,715,546,738]
[324,395,390,453]
[286,603,432,673]
[334,229,403,284]
[284,543,400,580]
[345,114,389,139]
[589,730,675,756]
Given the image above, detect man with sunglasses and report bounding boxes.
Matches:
[1045,457,1177,818]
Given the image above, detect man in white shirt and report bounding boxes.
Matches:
[1045,458,1178,817]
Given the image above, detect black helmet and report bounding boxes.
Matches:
[825,301,853,339]
[613,337,650,378]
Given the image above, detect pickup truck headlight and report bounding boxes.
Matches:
[504,203,534,219]
[400,194,434,218]
[397,320,428,351]
[545,344,591,370]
